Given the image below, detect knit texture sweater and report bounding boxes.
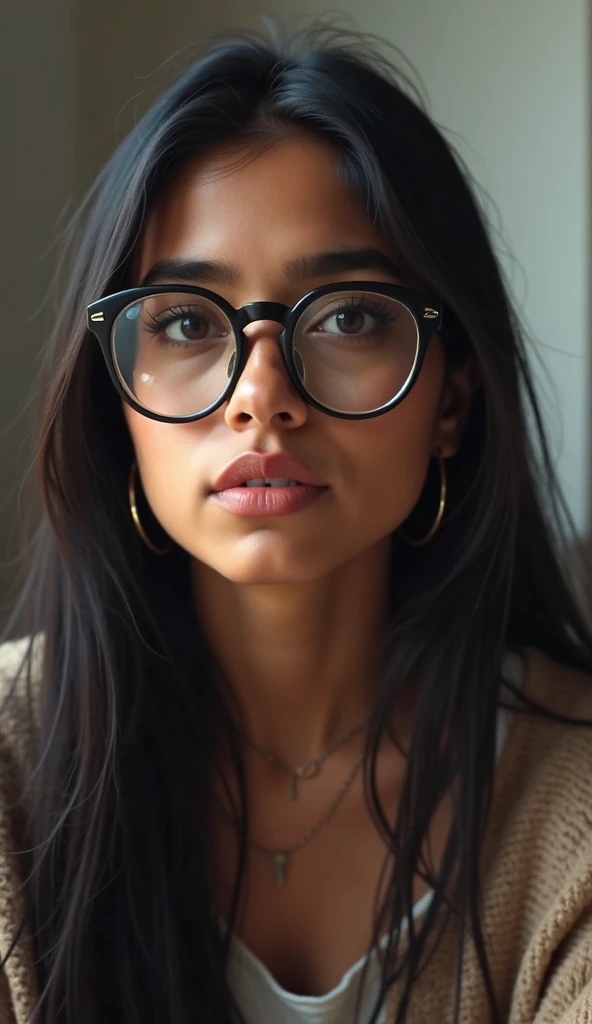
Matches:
[0,639,591,1022]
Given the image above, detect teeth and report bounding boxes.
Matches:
[242,478,300,487]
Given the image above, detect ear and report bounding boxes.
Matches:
[433,359,480,458]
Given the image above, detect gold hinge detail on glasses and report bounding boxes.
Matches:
[90,312,105,322]
[423,307,439,319]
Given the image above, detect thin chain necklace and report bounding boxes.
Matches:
[220,755,363,886]
[242,712,372,800]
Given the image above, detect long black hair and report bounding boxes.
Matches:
[4,21,592,1024]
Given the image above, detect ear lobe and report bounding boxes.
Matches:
[434,359,480,457]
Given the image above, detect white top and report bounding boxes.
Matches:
[228,888,434,1024]
[228,656,521,1024]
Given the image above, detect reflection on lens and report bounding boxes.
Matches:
[292,291,419,414]
[111,293,237,417]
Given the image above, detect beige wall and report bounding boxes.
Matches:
[1,0,590,610]
[0,0,76,614]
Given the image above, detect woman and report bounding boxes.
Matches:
[1,22,592,1024]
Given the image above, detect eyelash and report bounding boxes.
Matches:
[141,297,400,340]
[314,297,400,327]
[143,306,208,334]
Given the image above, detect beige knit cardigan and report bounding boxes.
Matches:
[0,638,591,1023]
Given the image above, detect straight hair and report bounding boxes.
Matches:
[4,21,592,1024]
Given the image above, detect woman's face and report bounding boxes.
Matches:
[126,135,470,584]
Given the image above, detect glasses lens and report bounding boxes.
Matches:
[292,290,419,415]
[111,293,236,418]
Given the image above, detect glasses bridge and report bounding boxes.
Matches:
[237,301,291,328]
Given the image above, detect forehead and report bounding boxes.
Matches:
[137,135,389,283]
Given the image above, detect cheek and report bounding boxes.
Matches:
[123,406,205,525]
[332,339,445,524]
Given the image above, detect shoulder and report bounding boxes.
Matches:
[524,646,592,718]
[480,649,592,1018]
[0,637,43,1021]
[491,648,592,866]
[509,647,592,798]
[0,634,43,698]
[488,646,592,902]
[0,634,43,777]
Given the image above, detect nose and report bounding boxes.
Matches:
[223,321,309,432]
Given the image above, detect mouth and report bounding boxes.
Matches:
[210,452,328,518]
[237,478,303,488]
[211,451,328,494]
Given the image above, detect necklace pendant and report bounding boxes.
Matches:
[298,762,319,781]
[272,851,289,886]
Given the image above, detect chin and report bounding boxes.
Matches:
[214,557,324,586]
[200,535,332,586]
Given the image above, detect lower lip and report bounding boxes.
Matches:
[210,485,327,517]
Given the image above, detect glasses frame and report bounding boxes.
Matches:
[86,281,444,422]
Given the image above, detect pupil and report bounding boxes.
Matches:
[182,316,206,340]
[337,310,364,333]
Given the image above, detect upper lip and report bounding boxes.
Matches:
[211,452,328,492]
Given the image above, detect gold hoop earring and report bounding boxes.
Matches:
[401,453,447,548]
[128,462,172,556]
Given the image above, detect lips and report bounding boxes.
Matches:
[211,451,327,493]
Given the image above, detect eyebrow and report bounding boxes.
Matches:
[139,248,403,287]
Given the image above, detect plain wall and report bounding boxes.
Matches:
[0,0,76,614]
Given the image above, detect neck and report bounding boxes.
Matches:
[192,541,392,763]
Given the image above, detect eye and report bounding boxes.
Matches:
[164,314,217,342]
[143,305,230,346]
[321,309,374,335]
[313,299,399,339]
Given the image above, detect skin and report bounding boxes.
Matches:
[126,135,474,994]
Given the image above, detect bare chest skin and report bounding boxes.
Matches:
[211,743,453,997]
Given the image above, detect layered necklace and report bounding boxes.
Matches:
[220,713,371,886]
[243,713,371,801]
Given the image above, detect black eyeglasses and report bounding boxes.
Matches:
[86,282,444,422]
